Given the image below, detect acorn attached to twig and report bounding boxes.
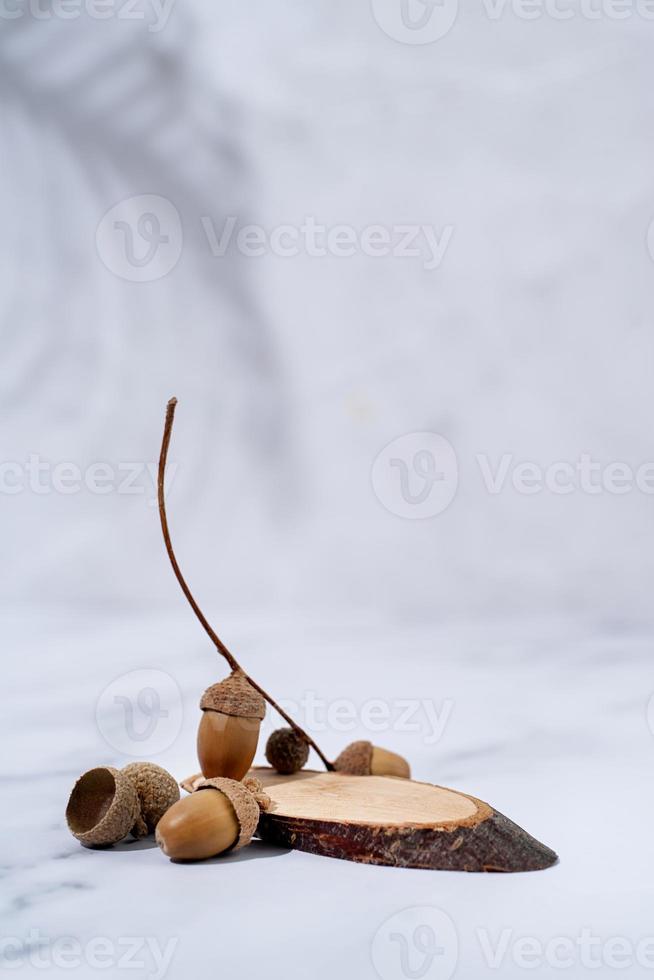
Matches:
[197,670,266,780]
[156,776,271,861]
[265,727,309,775]
[334,741,410,779]
[157,397,333,773]
[66,763,180,847]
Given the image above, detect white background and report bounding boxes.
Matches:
[2,3,654,978]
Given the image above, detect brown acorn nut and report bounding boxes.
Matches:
[197,670,265,780]
[155,777,269,861]
[265,727,309,775]
[334,740,411,779]
[66,763,180,847]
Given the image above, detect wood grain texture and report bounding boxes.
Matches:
[252,768,557,873]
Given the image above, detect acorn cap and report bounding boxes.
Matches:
[265,728,309,775]
[199,670,265,720]
[333,740,373,775]
[66,767,140,848]
[196,776,269,850]
[122,762,180,838]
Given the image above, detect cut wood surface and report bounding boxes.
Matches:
[251,768,557,873]
[255,768,489,826]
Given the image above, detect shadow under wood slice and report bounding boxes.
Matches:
[252,768,557,873]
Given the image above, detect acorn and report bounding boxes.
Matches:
[121,762,180,837]
[197,670,266,780]
[265,727,309,775]
[66,763,179,847]
[156,776,270,861]
[334,740,411,779]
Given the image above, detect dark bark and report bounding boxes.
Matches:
[257,807,557,873]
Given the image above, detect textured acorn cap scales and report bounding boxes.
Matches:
[334,741,411,778]
[122,762,180,837]
[333,740,374,775]
[200,670,265,720]
[265,728,310,774]
[196,776,268,850]
[66,763,180,846]
[66,767,140,848]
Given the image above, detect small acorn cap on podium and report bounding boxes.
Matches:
[66,767,140,848]
[334,740,411,779]
[122,762,180,838]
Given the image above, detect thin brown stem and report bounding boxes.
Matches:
[158,397,333,771]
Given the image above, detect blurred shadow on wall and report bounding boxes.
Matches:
[0,2,289,464]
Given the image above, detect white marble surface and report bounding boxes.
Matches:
[3,607,653,979]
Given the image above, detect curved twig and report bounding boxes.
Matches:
[158,397,333,771]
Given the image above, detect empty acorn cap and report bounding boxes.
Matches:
[122,762,180,838]
[199,670,265,720]
[66,767,140,848]
[333,740,374,775]
[196,776,268,849]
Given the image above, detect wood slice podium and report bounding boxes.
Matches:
[251,768,557,873]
